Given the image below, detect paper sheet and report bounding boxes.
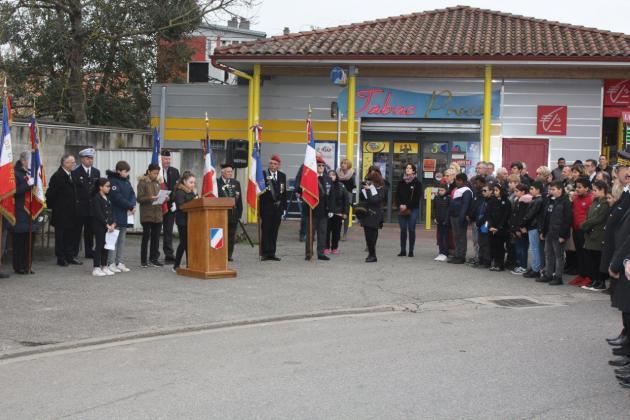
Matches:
[152,190,171,205]
[127,212,135,225]
[105,229,120,251]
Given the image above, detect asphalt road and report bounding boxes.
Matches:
[0,296,625,419]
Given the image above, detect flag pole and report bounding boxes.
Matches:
[27,101,36,273]
[257,195,261,260]
[0,79,8,272]
[307,105,314,261]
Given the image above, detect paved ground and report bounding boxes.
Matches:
[0,222,627,418]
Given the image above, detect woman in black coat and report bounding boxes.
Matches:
[357,169,386,263]
[11,154,39,274]
[487,182,511,271]
[173,172,198,271]
[326,170,349,254]
[395,163,422,257]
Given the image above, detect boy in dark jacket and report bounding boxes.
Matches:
[487,182,511,271]
[106,161,136,273]
[447,173,473,264]
[475,183,493,268]
[521,181,545,278]
[466,176,487,266]
[433,186,450,261]
[539,181,573,285]
[509,184,532,275]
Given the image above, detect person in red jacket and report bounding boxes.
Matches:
[569,177,593,286]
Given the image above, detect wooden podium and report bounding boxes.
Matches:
[176,197,237,279]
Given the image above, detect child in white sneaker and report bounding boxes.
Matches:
[91,178,116,277]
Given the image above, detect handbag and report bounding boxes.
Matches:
[399,207,411,216]
[351,203,368,220]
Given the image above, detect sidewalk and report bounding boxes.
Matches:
[0,221,609,355]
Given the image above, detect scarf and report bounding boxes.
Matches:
[337,168,354,181]
[403,174,416,184]
[177,183,194,194]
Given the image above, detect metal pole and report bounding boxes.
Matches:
[308,206,313,260]
[336,111,342,170]
[27,190,33,273]
[482,65,492,162]
[159,86,167,143]
[257,196,262,260]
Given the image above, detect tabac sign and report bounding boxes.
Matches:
[537,105,568,136]
[338,86,501,119]
[604,80,630,106]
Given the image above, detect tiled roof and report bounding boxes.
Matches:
[214,6,630,60]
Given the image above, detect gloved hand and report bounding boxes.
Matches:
[170,202,176,212]
[26,177,35,186]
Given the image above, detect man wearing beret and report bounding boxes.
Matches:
[259,154,287,261]
[217,162,243,261]
[72,147,100,259]
[160,149,180,263]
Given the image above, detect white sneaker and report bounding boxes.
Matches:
[92,267,106,277]
[116,263,130,273]
[102,267,115,276]
[434,255,441,261]
[436,254,448,262]
[108,263,121,273]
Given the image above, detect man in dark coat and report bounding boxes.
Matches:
[259,154,287,261]
[11,151,39,274]
[46,154,81,266]
[304,157,332,261]
[217,163,243,262]
[72,147,100,259]
[160,149,180,263]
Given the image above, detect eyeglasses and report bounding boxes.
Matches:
[317,164,325,167]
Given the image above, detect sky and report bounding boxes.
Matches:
[235,0,630,37]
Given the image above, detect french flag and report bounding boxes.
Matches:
[151,128,160,165]
[25,116,46,219]
[299,117,319,209]
[201,113,218,197]
[247,124,265,210]
[0,97,16,225]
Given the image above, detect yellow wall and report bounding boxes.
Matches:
[151,117,359,144]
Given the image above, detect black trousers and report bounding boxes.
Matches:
[585,249,602,283]
[363,226,379,257]
[162,211,176,259]
[55,226,77,263]
[227,221,237,259]
[261,211,281,258]
[93,227,108,268]
[327,215,343,250]
[304,213,327,257]
[74,216,94,258]
[174,224,187,269]
[12,232,33,273]
[141,222,161,264]
[573,229,588,277]
[478,232,491,265]
[490,234,506,269]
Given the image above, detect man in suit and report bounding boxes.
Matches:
[259,154,287,261]
[160,149,180,263]
[72,147,100,259]
[217,163,243,262]
[46,154,82,266]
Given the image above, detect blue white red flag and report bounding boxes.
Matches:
[151,128,160,165]
[25,116,46,219]
[247,124,265,210]
[201,113,218,197]
[0,97,16,225]
[299,117,319,209]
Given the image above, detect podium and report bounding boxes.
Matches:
[176,197,237,279]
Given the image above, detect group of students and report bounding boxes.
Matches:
[35,148,243,277]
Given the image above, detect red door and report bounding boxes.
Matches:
[502,138,549,173]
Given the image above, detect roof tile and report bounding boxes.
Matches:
[214,6,630,59]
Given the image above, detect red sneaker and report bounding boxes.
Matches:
[569,276,584,286]
[579,277,593,287]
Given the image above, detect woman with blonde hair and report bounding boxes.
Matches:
[337,158,356,240]
[535,166,552,183]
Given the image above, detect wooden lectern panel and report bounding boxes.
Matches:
[176,197,237,279]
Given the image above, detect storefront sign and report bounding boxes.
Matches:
[423,159,436,172]
[338,86,501,119]
[394,143,418,154]
[363,141,389,153]
[623,111,630,124]
[315,141,337,169]
[452,159,471,167]
[536,105,568,136]
[604,80,630,106]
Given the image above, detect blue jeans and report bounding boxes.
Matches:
[398,208,418,252]
[514,235,529,269]
[528,229,542,272]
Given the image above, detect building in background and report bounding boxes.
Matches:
[152,6,630,222]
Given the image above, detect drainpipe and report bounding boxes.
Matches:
[346,66,358,228]
[482,65,493,162]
